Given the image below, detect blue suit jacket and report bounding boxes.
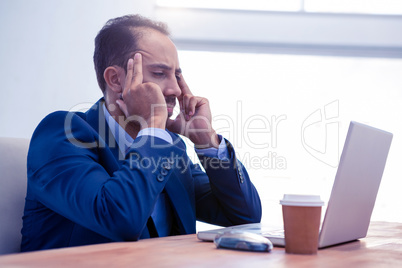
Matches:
[21,99,261,252]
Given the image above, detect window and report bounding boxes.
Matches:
[305,0,402,15]
[157,0,402,15]
[156,1,402,59]
[156,0,402,227]
[157,0,301,12]
[178,50,402,225]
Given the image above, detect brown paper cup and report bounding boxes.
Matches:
[280,194,324,254]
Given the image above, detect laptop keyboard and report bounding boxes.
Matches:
[262,229,285,238]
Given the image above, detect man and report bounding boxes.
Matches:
[21,14,261,252]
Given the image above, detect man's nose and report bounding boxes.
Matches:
[163,78,181,97]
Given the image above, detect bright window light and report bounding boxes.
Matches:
[178,50,402,225]
[305,0,402,15]
[156,0,301,12]
[158,0,402,15]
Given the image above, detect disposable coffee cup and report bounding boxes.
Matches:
[280,194,324,254]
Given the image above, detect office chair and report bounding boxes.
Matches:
[0,137,29,255]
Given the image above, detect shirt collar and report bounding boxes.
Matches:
[103,103,134,155]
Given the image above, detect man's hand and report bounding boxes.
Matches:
[116,53,167,130]
[166,75,220,149]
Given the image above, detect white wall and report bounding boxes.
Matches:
[0,0,156,138]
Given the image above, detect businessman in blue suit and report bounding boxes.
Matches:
[21,14,261,252]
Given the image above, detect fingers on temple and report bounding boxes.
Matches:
[123,53,143,96]
[183,94,198,117]
[123,59,133,96]
[132,53,143,87]
[177,75,192,112]
[178,74,192,96]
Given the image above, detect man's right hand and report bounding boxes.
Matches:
[116,53,167,130]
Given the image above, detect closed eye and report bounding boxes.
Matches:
[152,72,165,78]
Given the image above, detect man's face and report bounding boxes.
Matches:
[133,29,182,118]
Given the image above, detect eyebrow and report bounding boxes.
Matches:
[147,63,182,74]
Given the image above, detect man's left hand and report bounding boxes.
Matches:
[166,75,220,149]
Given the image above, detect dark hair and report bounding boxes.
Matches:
[93,14,170,91]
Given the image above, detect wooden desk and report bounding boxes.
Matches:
[1,222,401,267]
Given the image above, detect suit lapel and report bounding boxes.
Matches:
[86,101,196,234]
[164,132,197,234]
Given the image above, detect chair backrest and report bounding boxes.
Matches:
[0,137,29,255]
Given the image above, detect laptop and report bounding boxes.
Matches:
[197,121,393,248]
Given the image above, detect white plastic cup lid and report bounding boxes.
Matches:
[279,194,324,207]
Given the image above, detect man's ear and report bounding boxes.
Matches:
[104,66,123,93]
